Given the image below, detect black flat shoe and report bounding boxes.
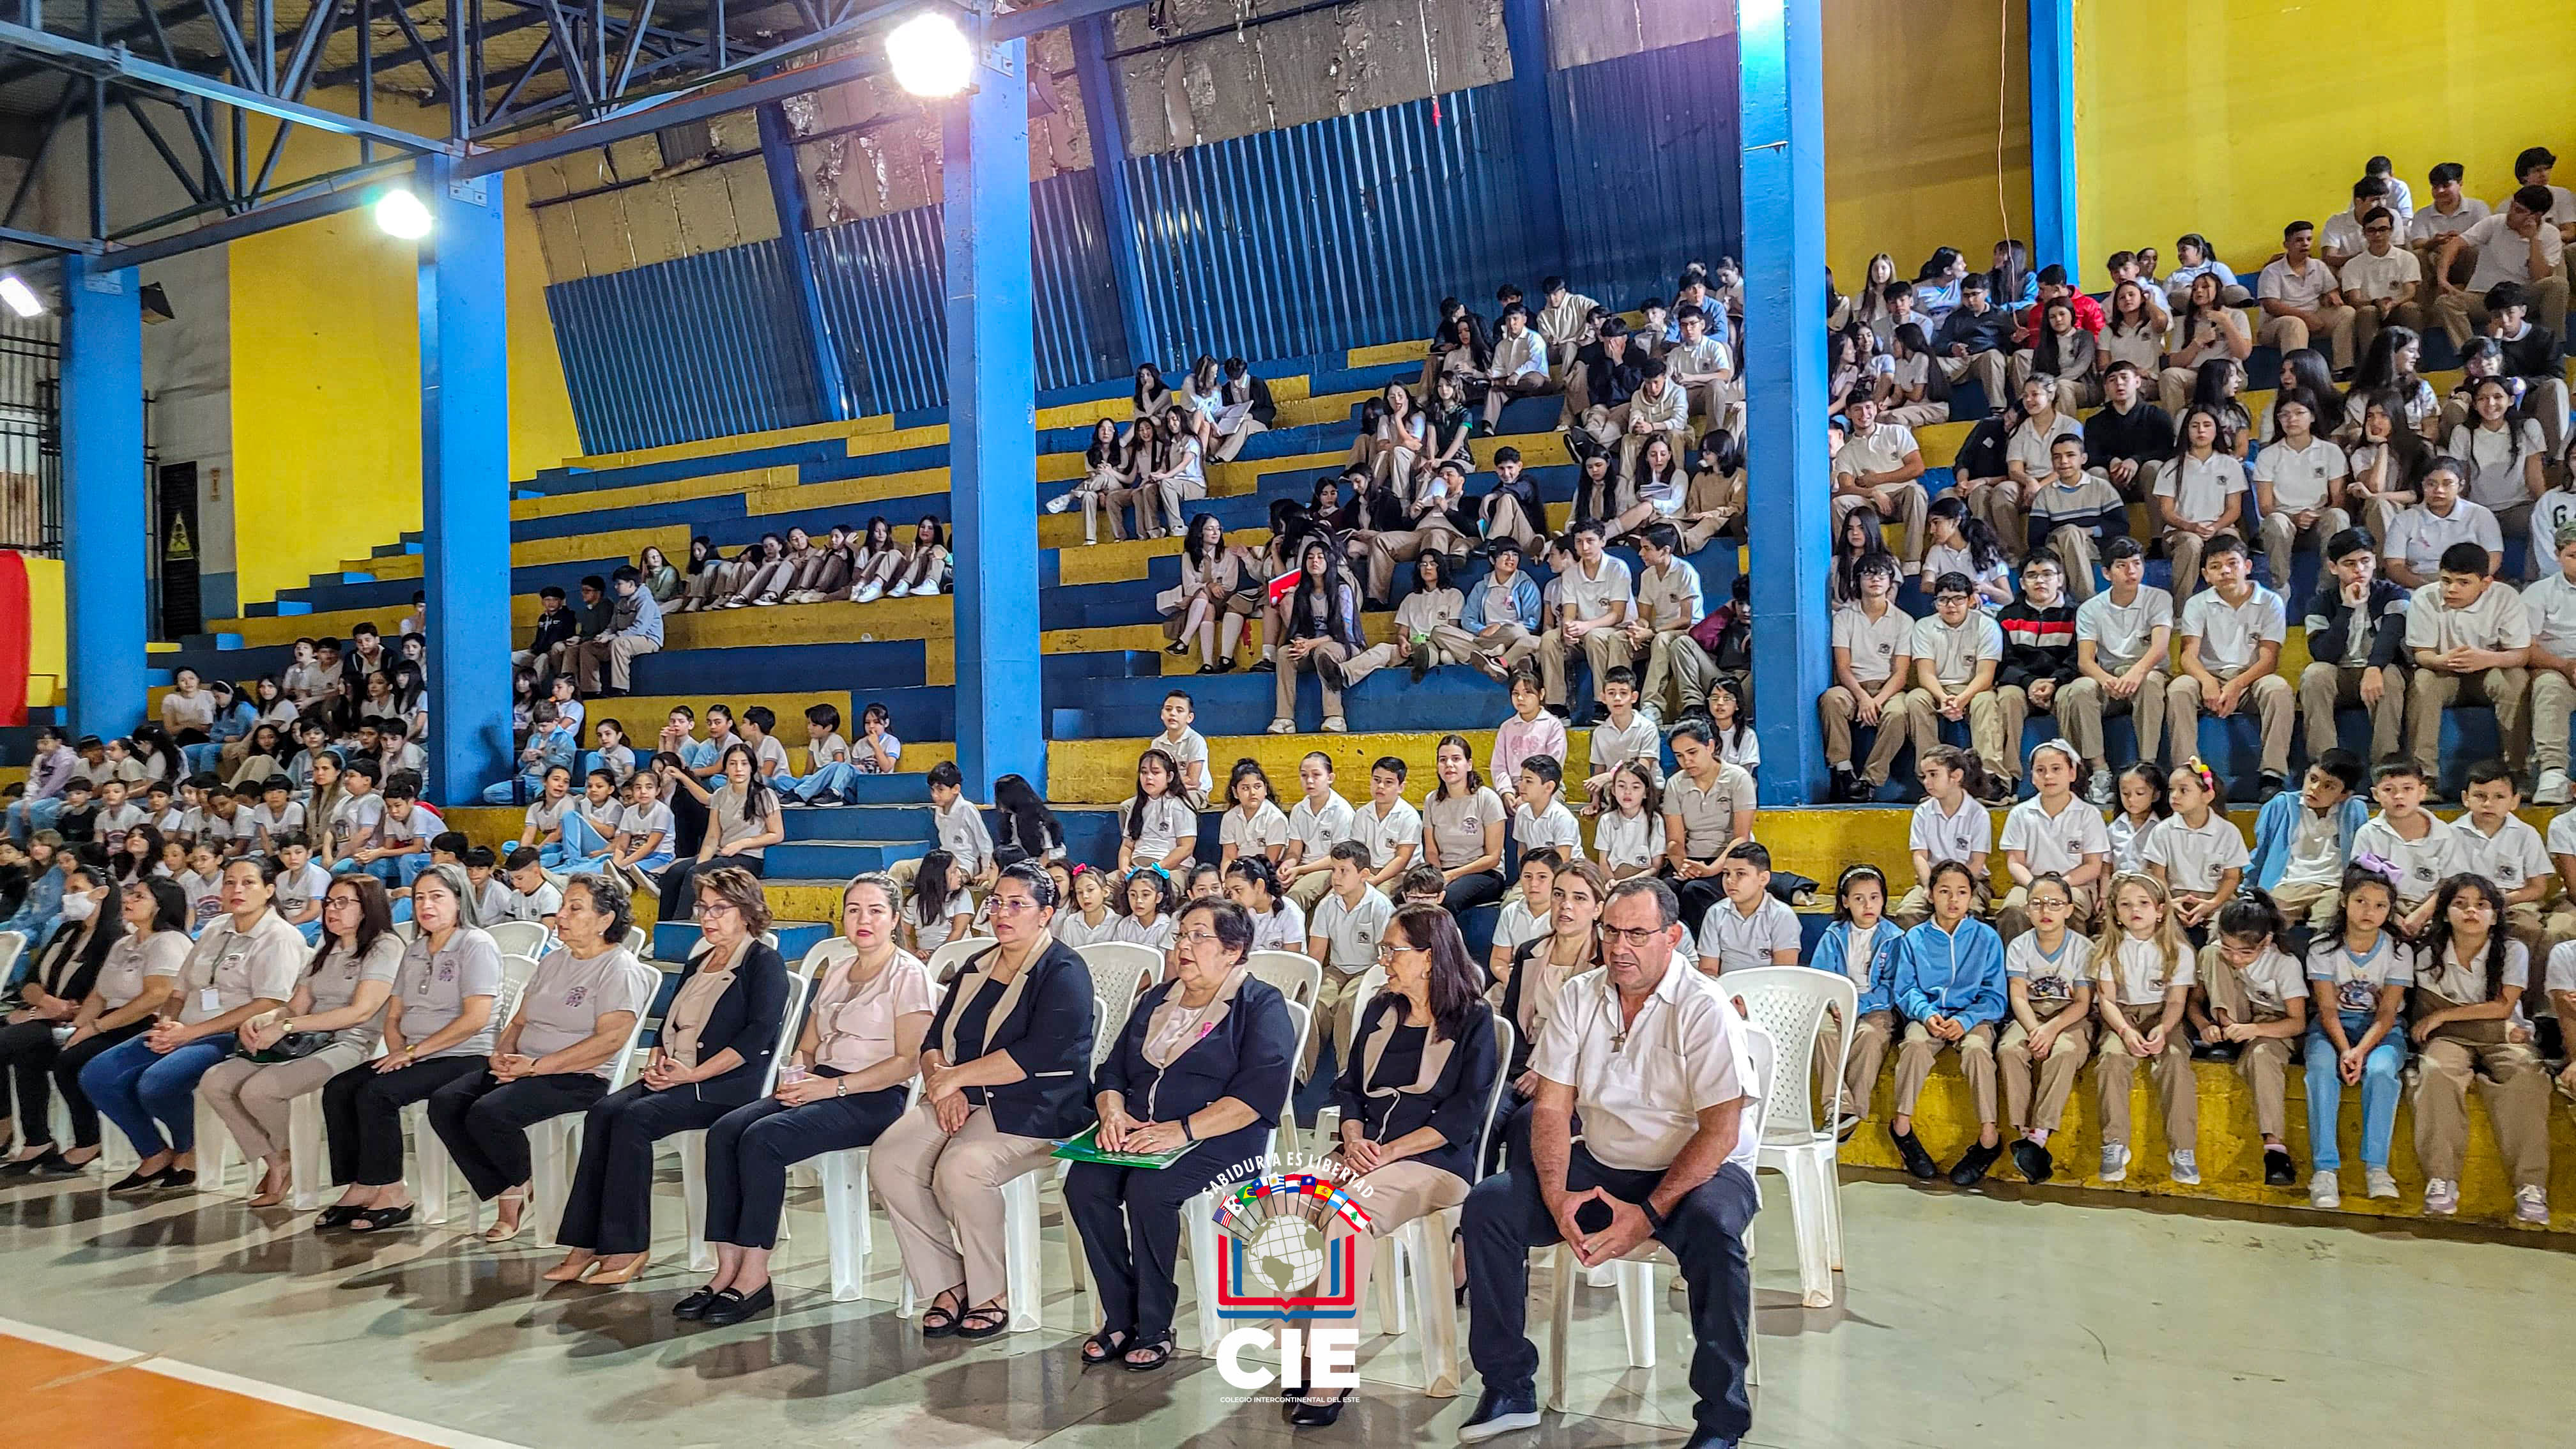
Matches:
[155,1168,197,1191]
[673,1287,721,1319]
[312,1205,362,1231]
[1887,1127,1939,1181]
[1280,1374,1307,1422]
[701,1283,774,1326]
[348,1203,415,1232]
[1947,1140,2003,1188]
[2,1148,66,1176]
[2010,1138,2054,1184]
[107,1168,160,1193]
[1288,1388,1354,1427]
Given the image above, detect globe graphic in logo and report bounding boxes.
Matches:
[1244,1215,1329,1296]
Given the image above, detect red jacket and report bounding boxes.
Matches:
[2019,291,2105,348]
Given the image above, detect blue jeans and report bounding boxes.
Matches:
[80,1034,234,1158]
[2305,1010,2405,1172]
[572,852,671,878]
[482,772,542,806]
[182,741,226,776]
[541,811,615,869]
[334,853,429,888]
[786,761,860,803]
[5,796,63,843]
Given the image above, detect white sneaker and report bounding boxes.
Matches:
[1638,702,1664,726]
[889,581,912,598]
[2099,1144,2130,1183]
[1043,492,1073,514]
[2085,767,2116,808]
[2515,1185,2549,1225]
[751,595,780,606]
[2365,1167,2399,1200]
[2168,1149,2200,1186]
[1321,716,1347,733]
[2307,1170,2341,1209]
[1266,718,1295,735]
[852,582,882,604]
[2424,1178,2459,1215]
[2538,769,2572,806]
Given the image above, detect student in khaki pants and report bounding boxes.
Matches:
[2401,539,2531,781]
[1995,875,2096,1184]
[2191,894,2311,1187]
[2092,873,2201,1185]
[1813,865,1905,1131]
[2408,875,2552,1222]
[1884,861,2010,1187]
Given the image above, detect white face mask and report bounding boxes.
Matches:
[59,891,97,923]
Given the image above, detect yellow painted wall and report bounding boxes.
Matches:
[22,555,63,708]
[2074,0,2576,271]
[1825,0,2030,286]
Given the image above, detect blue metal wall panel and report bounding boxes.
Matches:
[1030,171,1132,388]
[1119,84,1539,367]
[546,239,827,454]
[1551,34,1745,308]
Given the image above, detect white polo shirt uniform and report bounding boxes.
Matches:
[1353,799,1425,872]
[2076,586,2175,675]
[2000,794,2112,885]
[1286,792,1359,868]
[1908,610,2003,690]
[2458,813,2552,897]
[2179,584,2287,678]
[1692,892,1801,972]
[1832,602,1914,690]
[1308,887,1393,974]
[1834,421,1920,480]
[2155,452,2248,527]
[2142,811,2250,894]
[2251,436,2345,516]
[2384,500,2503,581]
[2349,813,2470,906]
[1910,793,1993,870]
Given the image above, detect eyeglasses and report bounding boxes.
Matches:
[988,896,1043,914]
[1372,941,1427,961]
[693,900,737,920]
[1599,925,1671,948]
[1178,930,1227,948]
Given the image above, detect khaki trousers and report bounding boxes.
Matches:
[1641,632,1716,718]
[1275,640,1351,725]
[873,1101,1059,1308]
[2411,1017,2551,1190]
[1901,687,2018,786]
[2038,524,2104,601]
[197,1043,369,1162]
[1816,1008,1894,1122]
[2408,666,2529,776]
[2297,662,2405,763]
[578,633,660,694]
[2435,278,2572,351]
[2006,353,2101,408]
[1482,493,1545,553]
[2257,508,2350,596]
[1367,525,1469,601]
[2096,1011,2198,1149]
[2161,528,2211,603]
[2058,670,2168,767]
[1342,637,1463,686]
[2269,878,2342,930]
[2196,945,2293,1140]
[2168,668,2294,778]
[1892,1020,1998,1125]
[2259,305,2358,370]
[1302,967,1371,1082]
[1284,866,1335,912]
[1432,622,1531,675]
[2528,669,2576,776]
[1819,682,1929,786]
[1938,349,2009,406]
[1537,628,1635,709]
[1998,1016,2092,1135]
[2349,299,2432,366]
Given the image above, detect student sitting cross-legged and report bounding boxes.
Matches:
[2189,889,2310,1188]
[1885,859,2009,1186]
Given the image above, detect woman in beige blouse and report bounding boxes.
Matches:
[1161,514,1258,674]
[199,874,402,1206]
[681,873,934,1326]
[1419,733,1508,915]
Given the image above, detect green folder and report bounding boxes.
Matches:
[1051,1123,1191,1169]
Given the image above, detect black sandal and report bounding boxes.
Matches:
[919,1287,966,1338]
[1080,1328,1130,1366]
[954,1303,1010,1340]
[312,1205,362,1231]
[1121,1332,1176,1372]
[348,1204,415,1232]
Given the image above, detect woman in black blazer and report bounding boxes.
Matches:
[1067,898,1296,1372]
[875,862,1096,1340]
[544,864,788,1286]
[1285,903,1495,1424]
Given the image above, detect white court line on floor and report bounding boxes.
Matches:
[0,1312,532,1449]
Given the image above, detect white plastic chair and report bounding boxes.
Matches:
[818,1077,923,1303]
[1245,949,1322,1009]
[523,1002,654,1245]
[1185,998,1310,1356]
[1725,966,1855,1306]
[1306,963,1388,1153]
[1072,940,1162,995]
[0,929,26,985]
[624,926,649,957]
[410,977,525,1225]
[675,972,813,1271]
[485,921,553,959]
[1542,1015,1777,1411]
[926,936,997,983]
[1371,1013,1515,1396]
[1035,944,1162,1312]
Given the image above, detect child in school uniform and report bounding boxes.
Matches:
[2246,749,2367,931]
[1486,849,1560,983]
[1149,691,1213,810]
[2106,762,2167,876]
[1692,841,1801,974]
[2143,758,2248,940]
[1810,864,1904,1138]
[1510,757,1584,862]
[2093,871,2201,1184]
[2409,873,2552,1223]
[2303,865,2412,1208]
[2153,406,2250,601]
[1887,859,2009,1185]
[2192,890,2311,1187]
[1892,746,1993,928]
[1053,866,1121,949]
[1215,760,1291,871]
[2454,761,2560,960]
[2349,760,2471,935]
[1995,740,2111,940]
[1997,871,2096,1184]
[1593,762,1666,882]
[1581,668,1662,808]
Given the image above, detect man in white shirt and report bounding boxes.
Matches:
[1664,305,1738,434]
[2437,185,2570,345]
[2383,459,2503,589]
[1820,555,1926,799]
[1459,877,1763,1448]
[2257,220,2357,370]
[1537,520,1636,723]
[2405,540,2532,788]
[2059,537,2174,802]
[2521,521,2576,804]
[2337,206,2426,361]
[1830,396,1928,571]
[2408,160,2491,273]
[1482,305,1557,428]
[2169,535,2294,796]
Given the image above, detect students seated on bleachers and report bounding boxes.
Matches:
[2437,188,2570,348]
[1993,869,2093,1184]
[2448,376,2549,552]
[2155,408,2249,602]
[2288,530,2409,771]
[2383,457,2501,591]
[2156,275,2253,417]
[2339,207,2427,364]
[1264,539,1364,736]
[1929,272,2012,420]
[2258,220,2359,372]
[2409,872,2552,1223]
[1830,395,1928,573]
[1991,556,2076,797]
[2170,534,2294,797]
[2403,540,2531,785]
[1818,555,1922,806]
[1885,858,2008,1185]
[1903,572,2016,795]
[2520,521,2576,805]
[2300,864,2409,1209]
[2010,297,2099,410]
[2025,436,2125,599]
[2454,763,2565,959]
[2251,388,2351,588]
[1660,718,1758,928]
[2090,872,2200,1185]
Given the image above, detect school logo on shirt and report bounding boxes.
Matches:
[564,985,588,1007]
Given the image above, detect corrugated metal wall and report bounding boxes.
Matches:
[546,240,827,454]
[1554,34,1744,305]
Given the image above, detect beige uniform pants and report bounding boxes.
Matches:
[2259,306,2358,371]
[1283,866,1335,912]
[1816,1008,1894,1123]
[2167,668,2294,778]
[1342,636,1464,686]
[1275,640,1351,725]
[2257,509,2352,598]
[2268,878,2342,930]
[2411,1015,2552,1190]
[1431,622,1531,676]
[2161,528,2212,604]
[1938,349,2009,406]
[1818,682,1929,787]
[1901,687,2018,785]
[1537,628,1635,709]
[2058,670,2168,767]
[1641,632,1716,719]
[2408,666,2529,776]
[1998,1015,2092,1136]
[2527,669,2576,778]
[2298,663,2405,764]
[2096,1009,2198,1150]
[1302,967,1372,1082]
[1367,524,1469,601]
[1893,1020,1998,1125]
[2435,279,2572,351]
[578,633,660,694]
[2196,945,2294,1140]
[197,1043,369,1162]
[1958,480,2027,563]
[2037,524,2104,602]
[873,1102,1059,1308]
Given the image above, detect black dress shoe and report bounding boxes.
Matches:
[1887,1126,1940,1180]
[2010,1138,2054,1184]
[701,1283,774,1326]
[155,1168,197,1191]
[673,1287,722,1319]
[107,1168,161,1193]
[1288,1387,1353,1427]
[2263,1147,2297,1187]
[1948,1140,2003,1187]
[1,1149,64,1176]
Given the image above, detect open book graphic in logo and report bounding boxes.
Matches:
[1211,1171,1375,1319]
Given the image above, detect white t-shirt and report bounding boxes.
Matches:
[2156,452,2248,525]
[1835,422,1920,479]
[505,880,564,923]
[2459,211,2565,294]
[1308,888,1394,972]
[2076,586,2175,674]
[2278,804,2348,889]
[617,801,675,854]
[274,861,333,918]
[2225,944,2309,1018]
[1354,800,1425,871]
[1286,793,1359,865]
[2000,795,2111,877]
[2337,246,2422,302]
[1248,899,1308,954]
[2257,256,2340,310]
[2308,933,2415,1014]
[2417,939,2531,1025]
[1491,898,1551,958]
[2402,579,2531,656]
[908,889,977,954]
[1110,912,1175,955]
[2142,811,2250,894]
[1908,611,2004,688]
[2447,420,2547,514]
[1120,795,1198,865]
[1910,795,1991,868]
[2408,199,2490,243]
[2178,585,2287,675]
[2457,815,2552,895]
[2349,813,2471,903]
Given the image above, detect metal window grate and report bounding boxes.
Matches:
[0,313,61,557]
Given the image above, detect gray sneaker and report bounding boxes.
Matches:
[2364,1167,2399,1200]
[2424,1178,2459,1215]
[2085,767,2116,807]
[2168,1149,2200,1186]
[2099,1144,2130,1183]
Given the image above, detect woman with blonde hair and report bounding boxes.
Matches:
[2090,871,2198,1186]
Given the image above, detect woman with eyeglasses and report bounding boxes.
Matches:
[0,868,167,1177]
[546,864,787,1284]
[1066,897,1296,1373]
[877,862,1096,1342]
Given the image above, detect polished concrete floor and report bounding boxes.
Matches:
[0,1163,2566,1449]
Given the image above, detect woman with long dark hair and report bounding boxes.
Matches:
[988,773,1063,868]
[0,862,139,1177]
[1046,417,1135,544]
[1418,733,1506,916]
[654,743,783,923]
[1265,538,1365,735]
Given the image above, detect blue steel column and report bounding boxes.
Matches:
[417,157,516,801]
[758,99,857,420]
[1499,0,1567,268]
[2027,0,2080,282]
[1072,15,1154,370]
[59,256,148,740]
[1738,0,1831,806]
[947,38,1044,795]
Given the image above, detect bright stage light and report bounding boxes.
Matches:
[887,12,975,98]
[374,188,434,240]
[0,275,43,318]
